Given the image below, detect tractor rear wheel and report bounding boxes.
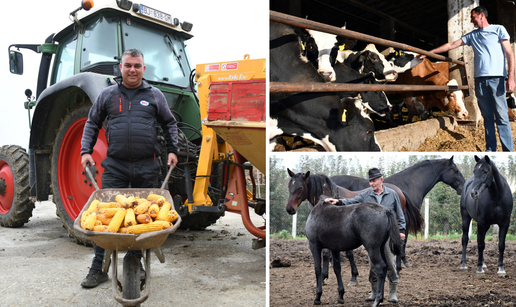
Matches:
[51,103,108,245]
[0,145,32,226]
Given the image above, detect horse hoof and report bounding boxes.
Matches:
[497,270,506,277]
[403,261,412,268]
[337,298,344,304]
[348,281,358,287]
[314,300,321,305]
[460,266,467,271]
[476,271,485,276]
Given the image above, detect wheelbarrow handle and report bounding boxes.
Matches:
[85,163,100,191]
[161,164,175,190]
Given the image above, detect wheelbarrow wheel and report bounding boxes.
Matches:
[123,256,141,306]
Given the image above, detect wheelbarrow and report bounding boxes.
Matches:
[74,166,181,306]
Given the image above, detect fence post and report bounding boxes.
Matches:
[292,212,297,239]
[424,198,429,239]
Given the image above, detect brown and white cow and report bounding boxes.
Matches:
[393,58,468,122]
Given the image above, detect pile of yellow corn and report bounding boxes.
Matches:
[80,194,179,234]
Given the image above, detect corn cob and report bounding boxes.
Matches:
[162,210,179,223]
[96,214,112,225]
[151,220,172,229]
[86,199,100,214]
[127,196,139,208]
[95,219,103,226]
[126,222,164,234]
[83,212,98,231]
[118,227,128,233]
[80,211,90,229]
[97,202,119,210]
[115,195,131,208]
[93,225,110,232]
[124,208,137,227]
[156,201,172,221]
[107,208,126,233]
[147,194,166,204]
[99,207,121,218]
[148,204,160,218]
[136,214,152,224]
[134,200,151,215]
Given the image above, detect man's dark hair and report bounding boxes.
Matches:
[471,6,488,18]
[122,48,144,61]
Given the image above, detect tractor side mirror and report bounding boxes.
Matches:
[9,50,23,75]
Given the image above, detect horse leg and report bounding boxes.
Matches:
[460,216,472,270]
[497,223,510,276]
[345,250,359,286]
[370,248,387,307]
[309,243,324,305]
[331,249,345,304]
[401,234,411,267]
[322,248,330,284]
[476,224,489,275]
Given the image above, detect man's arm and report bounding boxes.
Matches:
[420,38,465,58]
[501,39,516,92]
[325,192,365,206]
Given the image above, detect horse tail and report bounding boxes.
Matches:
[387,210,403,256]
[403,196,424,236]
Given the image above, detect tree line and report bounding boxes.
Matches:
[270,154,516,237]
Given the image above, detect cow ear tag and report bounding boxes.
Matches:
[341,109,347,122]
[339,44,346,51]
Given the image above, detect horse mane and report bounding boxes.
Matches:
[308,173,339,205]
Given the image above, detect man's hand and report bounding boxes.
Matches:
[400,232,406,241]
[81,154,95,169]
[324,198,339,205]
[168,153,178,167]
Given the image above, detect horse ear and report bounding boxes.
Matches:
[287,168,295,177]
[302,171,311,179]
[450,155,454,161]
[485,155,491,163]
[474,155,480,162]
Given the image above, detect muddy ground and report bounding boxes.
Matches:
[0,201,266,307]
[270,238,516,307]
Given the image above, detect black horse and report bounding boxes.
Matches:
[460,155,513,276]
[306,199,403,306]
[286,169,423,286]
[331,157,465,266]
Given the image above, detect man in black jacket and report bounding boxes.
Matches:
[80,48,178,288]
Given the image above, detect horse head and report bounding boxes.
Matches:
[470,155,494,200]
[286,168,310,215]
[440,156,466,195]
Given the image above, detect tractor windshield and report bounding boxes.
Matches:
[123,21,193,88]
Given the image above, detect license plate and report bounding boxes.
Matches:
[138,4,172,24]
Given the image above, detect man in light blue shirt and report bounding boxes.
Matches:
[426,6,515,152]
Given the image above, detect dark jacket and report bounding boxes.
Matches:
[338,185,406,231]
[81,79,178,160]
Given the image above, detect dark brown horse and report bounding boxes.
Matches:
[460,155,513,276]
[286,169,423,286]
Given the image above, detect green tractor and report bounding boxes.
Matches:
[0,0,225,245]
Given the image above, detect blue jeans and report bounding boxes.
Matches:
[475,76,514,152]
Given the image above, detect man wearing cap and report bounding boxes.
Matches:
[325,168,406,303]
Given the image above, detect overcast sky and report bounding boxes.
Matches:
[0,0,268,148]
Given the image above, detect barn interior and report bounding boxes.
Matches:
[270,0,504,53]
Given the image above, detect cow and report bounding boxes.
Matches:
[300,29,393,125]
[507,92,516,121]
[381,47,425,73]
[269,21,381,152]
[392,58,468,123]
[337,44,398,82]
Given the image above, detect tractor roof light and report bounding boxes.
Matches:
[181,21,193,32]
[117,0,133,10]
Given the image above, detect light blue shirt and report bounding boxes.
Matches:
[461,25,510,78]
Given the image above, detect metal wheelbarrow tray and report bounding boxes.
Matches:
[73,188,181,250]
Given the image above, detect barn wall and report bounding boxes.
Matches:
[448,0,480,124]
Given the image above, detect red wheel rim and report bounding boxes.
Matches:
[0,159,15,215]
[57,118,107,220]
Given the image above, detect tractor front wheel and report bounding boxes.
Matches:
[0,145,32,227]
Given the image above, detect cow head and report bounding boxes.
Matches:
[443,79,468,119]
[345,44,398,82]
[304,26,354,82]
[383,48,424,73]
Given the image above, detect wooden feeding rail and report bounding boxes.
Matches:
[269,11,470,94]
